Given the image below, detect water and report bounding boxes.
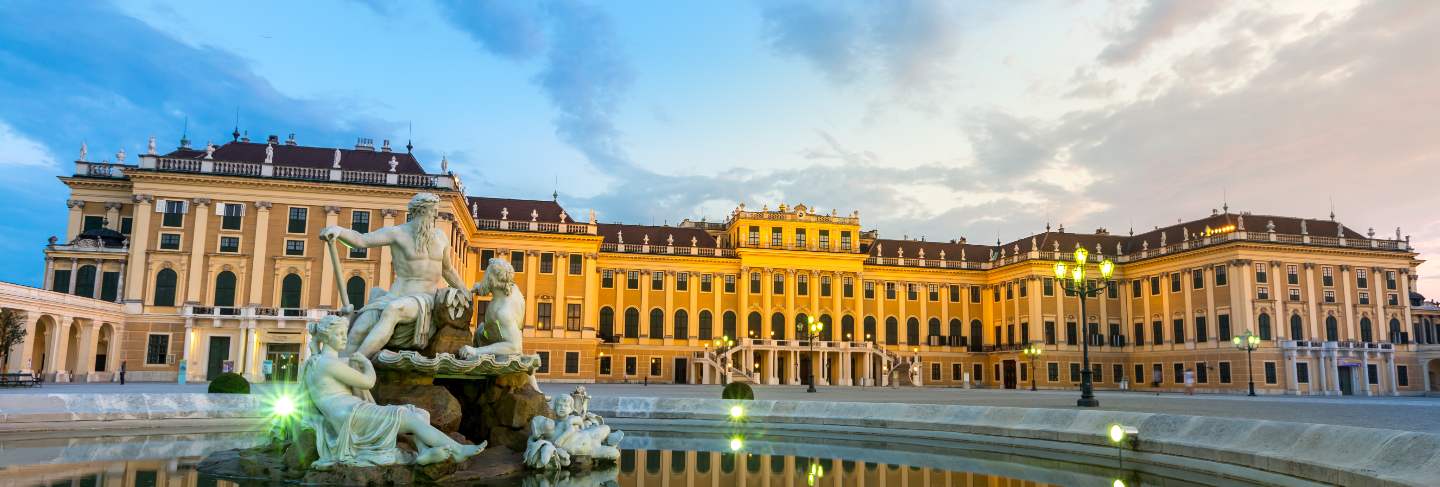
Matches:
[0,428,1320,487]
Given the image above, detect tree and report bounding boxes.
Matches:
[0,309,26,371]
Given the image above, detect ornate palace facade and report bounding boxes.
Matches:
[4,134,1439,396]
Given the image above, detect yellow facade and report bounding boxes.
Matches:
[6,139,1438,396]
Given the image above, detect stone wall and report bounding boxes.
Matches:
[590,396,1440,487]
[0,393,265,432]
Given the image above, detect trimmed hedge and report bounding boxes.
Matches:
[721,382,754,400]
[208,372,251,394]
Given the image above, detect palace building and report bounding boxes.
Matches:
[3,132,1439,396]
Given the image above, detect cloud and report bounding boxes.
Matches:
[0,120,56,167]
[1099,0,1230,65]
[760,2,864,83]
[434,1,547,61]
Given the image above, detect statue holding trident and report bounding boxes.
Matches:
[320,193,478,359]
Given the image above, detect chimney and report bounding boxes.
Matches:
[239,131,250,143]
[381,139,392,152]
[267,135,280,144]
[285,133,297,146]
[355,137,375,151]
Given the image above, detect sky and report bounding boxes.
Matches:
[0,0,1437,296]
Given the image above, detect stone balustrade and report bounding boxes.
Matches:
[73,157,456,190]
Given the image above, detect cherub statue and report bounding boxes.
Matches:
[460,257,525,358]
[301,316,484,468]
[524,393,622,470]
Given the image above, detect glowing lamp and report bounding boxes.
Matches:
[1071,266,1084,283]
[729,436,744,451]
[1053,262,1067,280]
[729,405,745,420]
[1100,259,1115,279]
[1108,423,1138,447]
[1113,480,1127,487]
[1073,247,1088,264]
[273,395,297,418]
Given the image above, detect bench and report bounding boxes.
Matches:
[0,372,41,387]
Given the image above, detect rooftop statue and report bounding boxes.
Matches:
[301,315,484,468]
[320,193,473,359]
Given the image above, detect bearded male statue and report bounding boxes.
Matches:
[320,193,473,359]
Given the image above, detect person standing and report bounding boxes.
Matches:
[119,360,126,385]
[1183,368,1195,395]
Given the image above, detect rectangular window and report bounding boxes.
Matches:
[1322,266,1334,287]
[1041,277,1054,296]
[1134,322,1145,346]
[1150,276,1160,295]
[1195,362,1208,383]
[1398,365,1409,386]
[1044,321,1056,345]
[349,211,370,258]
[1296,362,1309,383]
[285,239,305,256]
[287,206,307,234]
[885,282,896,300]
[1388,293,1399,306]
[624,356,637,376]
[820,276,831,297]
[1065,322,1077,345]
[159,233,181,250]
[81,215,104,232]
[994,286,1001,301]
[625,270,639,288]
[480,249,494,269]
[569,254,583,275]
[1107,284,1118,299]
[929,284,941,301]
[972,363,983,383]
[700,274,713,292]
[1195,316,1208,342]
[218,236,240,253]
[907,283,918,301]
[1173,363,1185,384]
[537,352,550,373]
[1215,265,1228,286]
[930,363,941,381]
[539,253,554,274]
[724,274,736,293]
[1323,290,1335,303]
[1289,287,1301,301]
[1170,273,1181,292]
[864,281,875,299]
[845,278,856,298]
[602,270,615,288]
[953,363,963,381]
[220,203,244,230]
[1069,363,1080,382]
[1359,291,1370,305]
[1256,263,1268,283]
[1264,362,1277,384]
[795,228,806,248]
[1356,268,1368,289]
[649,357,662,377]
[599,356,612,375]
[1218,314,1231,341]
[840,231,852,250]
[1287,265,1299,285]
[1092,363,1103,383]
[747,226,759,246]
[1367,364,1379,385]
[145,334,169,365]
[511,251,525,272]
[796,275,807,295]
[677,272,689,292]
[1258,286,1270,300]
[1047,362,1059,382]
[773,273,785,295]
[1152,321,1164,345]
[818,230,830,249]
[653,272,665,291]
[750,273,761,293]
[1192,269,1204,289]
[564,352,579,374]
[566,304,581,330]
[536,303,553,330]
[970,285,981,303]
[162,199,186,227]
[1173,319,1186,343]
[770,228,782,247]
[120,217,133,235]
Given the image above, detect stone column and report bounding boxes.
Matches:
[115,262,126,303]
[106,323,123,377]
[554,252,568,337]
[852,273,865,339]
[1305,264,1321,340]
[8,313,38,373]
[182,319,196,382]
[896,282,907,345]
[1341,266,1357,340]
[184,198,211,305]
[784,269,796,340]
[1285,352,1299,395]
[663,270,675,344]
[613,268,625,337]
[638,270,651,338]
[687,271,699,342]
[66,199,85,241]
[830,272,843,338]
[524,251,539,326]
[318,206,341,307]
[711,273,722,339]
[76,321,98,377]
[1205,266,1217,346]
[1182,269,1194,349]
[67,258,78,294]
[45,316,72,376]
[737,267,749,340]
[584,253,600,333]
[123,195,154,305]
[760,268,773,338]
[246,202,271,306]
[917,282,928,347]
[1360,352,1373,396]
[42,258,54,292]
[1400,270,1416,342]
[1160,274,1172,348]
[91,259,103,299]
[1386,354,1399,396]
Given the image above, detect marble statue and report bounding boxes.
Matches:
[301,315,484,468]
[320,193,473,359]
[333,149,342,168]
[148,136,157,155]
[459,258,525,358]
[524,389,622,470]
[79,142,88,162]
[264,143,274,164]
[205,142,215,159]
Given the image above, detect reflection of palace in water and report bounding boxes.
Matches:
[5,132,1440,396]
[615,450,1053,487]
[0,459,221,487]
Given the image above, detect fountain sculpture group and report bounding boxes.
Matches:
[200,193,622,484]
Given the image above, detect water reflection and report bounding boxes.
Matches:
[616,449,1059,487]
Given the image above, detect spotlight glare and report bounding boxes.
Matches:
[273,394,297,417]
[1108,423,1138,446]
[729,405,745,419]
[1112,480,1127,487]
[729,436,743,451]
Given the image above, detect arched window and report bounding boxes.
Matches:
[1258,313,1272,340]
[841,315,855,342]
[927,318,942,340]
[1389,318,1402,342]
[724,311,738,340]
[771,313,786,340]
[794,313,809,338]
[863,316,877,343]
[153,268,178,307]
[1360,317,1373,343]
[280,273,303,309]
[698,310,713,340]
[673,309,689,339]
[599,307,615,339]
[949,318,962,339]
[649,308,665,339]
[819,314,833,341]
[970,319,984,350]
[1325,316,1339,342]
[214,271,237,307]
[747,312,761,339]
[74,265,97,298]
[346,276,366,307]
[1289,314,1303,340]
[906,317,920,345]
[624,308,640,338]
[884,317,898,345]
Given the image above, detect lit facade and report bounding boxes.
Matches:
[4,134,1438,396]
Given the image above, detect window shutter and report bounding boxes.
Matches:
[180,200,190,214]
[155,199,166,213]
[215,204,225,216]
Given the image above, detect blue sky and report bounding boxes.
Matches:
[1,0,1438,295]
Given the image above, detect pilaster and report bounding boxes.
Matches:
[183,198,211,304]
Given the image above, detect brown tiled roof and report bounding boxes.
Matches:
[598,223,717,247]
[466,196,572,223]
[162,141,428,174]
[1126,213,1365,252]
[867,238,991,261]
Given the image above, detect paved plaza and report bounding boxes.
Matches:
[7,381,1437,433]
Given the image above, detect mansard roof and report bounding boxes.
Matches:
[162,141,428,175]
[598,223,717,247]
[466,196,572,224]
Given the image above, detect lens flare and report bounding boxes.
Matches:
[274,394,297,417]
[729,436,743,451]
[729,405,745,419]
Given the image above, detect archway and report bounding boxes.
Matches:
[64,321,81,376]
[214,271,237,307]
[598,307,615,339]
[1429,359,1440,392]
[29,314,52,373]
[840,315,855,342]
[95,323,114,373]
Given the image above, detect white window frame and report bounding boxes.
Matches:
[217,235,242,254]
[144,332,171,366]
[158,232,183,251]
[284,239,306,257]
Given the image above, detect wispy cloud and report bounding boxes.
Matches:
[1098,0,1231,65]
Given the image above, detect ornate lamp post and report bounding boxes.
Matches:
[799,316,825,393]
[1053,247,1115,408]
[711,335,736,384]
[1021,342,1043,391]
[1232,330,1261,396]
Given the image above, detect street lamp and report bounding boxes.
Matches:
[1053,247,1115,408]
[798,316,825,393]
[1021,342,1043,391]
[712,335,735,384]
[1232,330,1261,396]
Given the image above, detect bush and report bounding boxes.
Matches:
[208,372,251,394]
[721,382,754,400]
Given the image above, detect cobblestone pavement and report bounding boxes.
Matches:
[8,381,1437,432]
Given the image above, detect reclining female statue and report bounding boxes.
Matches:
[302,315,485,468]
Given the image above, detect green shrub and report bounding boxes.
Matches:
[721,382,754,400]
[208,372,251,394]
